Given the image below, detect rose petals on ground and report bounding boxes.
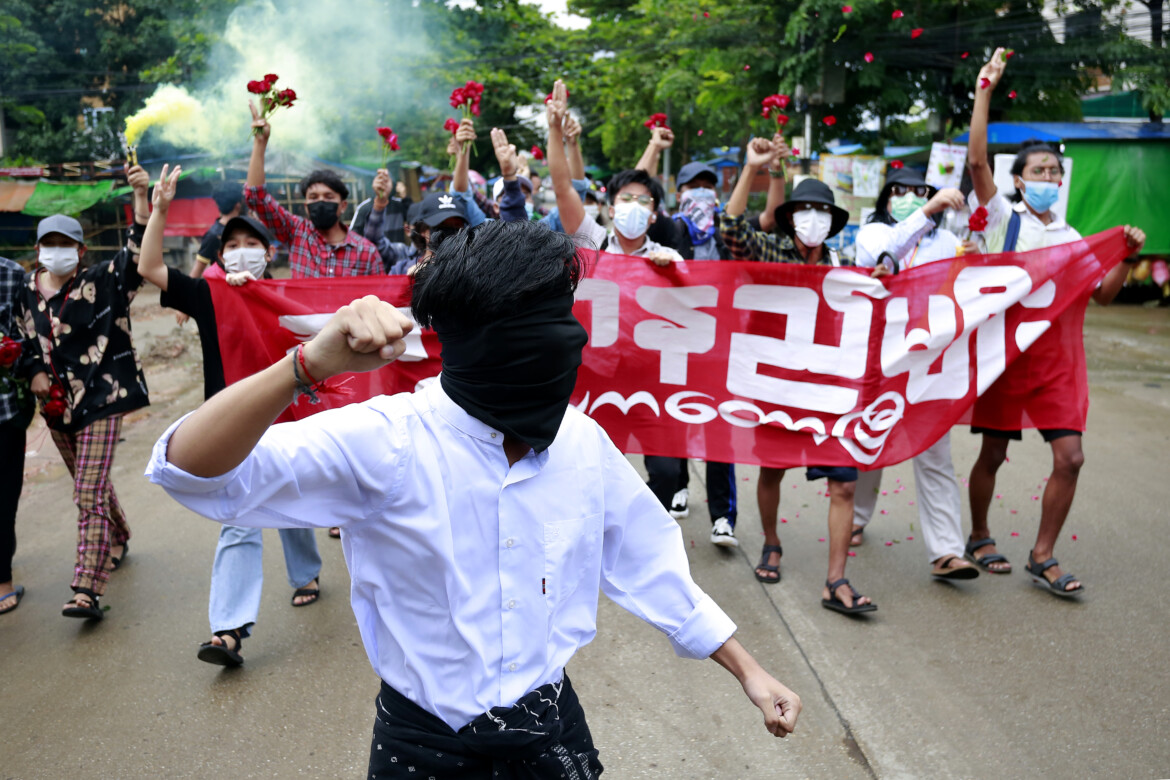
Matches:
[881,490,888,495]
[907,536,914,541]
[848,551,857,557]
[885,541,894,546]
[1010,509,1018,514]
[880,510,888,515]
[995,493,1003,499]
[818,537,826,542]
[1011,531,1019,536]
[1072,535,1077,541]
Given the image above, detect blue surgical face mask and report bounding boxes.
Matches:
[1021,180,1059,214]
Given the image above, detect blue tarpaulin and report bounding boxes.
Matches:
[953,121,1170,144]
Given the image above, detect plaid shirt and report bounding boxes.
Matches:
[0,257,36,425]
[244,185,383,279]
[719,213,847,267]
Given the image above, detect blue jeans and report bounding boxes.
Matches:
[208,525,322,637]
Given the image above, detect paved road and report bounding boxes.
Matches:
[3,290,1169,779]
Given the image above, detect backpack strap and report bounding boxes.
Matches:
[1002,210,1022,253]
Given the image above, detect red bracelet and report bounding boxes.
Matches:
[296,344,322,386]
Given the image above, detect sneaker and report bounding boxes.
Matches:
[710,517,738,548]
[669,488,689,519]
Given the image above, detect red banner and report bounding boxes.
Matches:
[206,228,1129,468]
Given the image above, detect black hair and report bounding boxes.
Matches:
[299,169,349,199]
[213,185,244,216]
[411,220,583,331]
[606,168,664,211]
[220,223,267,249]
[1009,140,1064,202]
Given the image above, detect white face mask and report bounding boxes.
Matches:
[584,204,600,219]
[39,245,80,276]
[612,202,652,240]
[223,246,268,277]
[792,209,833,248]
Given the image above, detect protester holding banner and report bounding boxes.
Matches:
[965,47,1146,596]
[548,81,680,267]
[242,99,382,279]
[19,166,153,621]
[851,169,980,580]
[138,164,324,665]
[146,217,801,776]
[720,137,884,613]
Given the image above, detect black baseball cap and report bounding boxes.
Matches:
[221,215,274,249]
[416,191,469,228]
[677,162,718,188]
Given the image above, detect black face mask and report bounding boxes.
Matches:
[307,200,340,230]
[436,293,588,454]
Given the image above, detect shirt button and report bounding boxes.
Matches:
[491,432,497,439]
[507,599,516,610]
[508,663,517,672]
[505,538,514,548]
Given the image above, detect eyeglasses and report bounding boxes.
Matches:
[793,203,832,213]
[616,193,653,207]
[1025,166,1063,181]
[890,184,930,198]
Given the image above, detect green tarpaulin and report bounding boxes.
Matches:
[21,180,114,217]
[1065,141,1169,255]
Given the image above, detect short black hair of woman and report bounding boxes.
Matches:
[411,219,584,332]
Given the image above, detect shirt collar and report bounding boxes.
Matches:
[1011,200,1069,231]
[425,380,549,468]
[606,230,651,256]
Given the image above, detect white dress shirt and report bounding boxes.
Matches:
[855,208,964,270]
[146,381,734,730]
[969,191,1082,253]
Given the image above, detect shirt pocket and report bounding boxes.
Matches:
[542,512,601,613]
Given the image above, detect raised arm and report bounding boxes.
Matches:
[635,126,673,175]
[563,114,586,181]
[969,47,1007,206]
[724,137,775,219]
[165,297,412,478]
[451,118,476,194]
[129,164,152,228]
[491,128,528,223]
[245,99,270,190]
[1093,227,1147,305]
[545,80,585,235]
[757,134,789,233]
[138,164,183,291]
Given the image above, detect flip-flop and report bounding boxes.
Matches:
[0,585,25,615]
[964,536,1011,573]
[932,555,980,580]
[291,584,320,607]
[821,578,877,615]
[197,629,244,667]
[1025,553,1083,598]
[754,544,782,584]
[328,527,341,539]
[850,527,865,547]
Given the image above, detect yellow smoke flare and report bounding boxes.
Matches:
[124,85,203,147]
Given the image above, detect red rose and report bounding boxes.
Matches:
[450,87,466,108]
[44,398,67,417]
[823,115,837,126]
[890,160,904,170]
[444,118,460,134]
[377,126,393,141]
[246,80,268,94]
[49,384,64,400]
[1008,90,1017,99]
[643,112,669,129]
[277,88,297,105]
[842,5,853,12]
[702,11,709,17]
[0,337,20,367]
[531,146,544,161]
[969,206,989,232]
[743,64,750,71]
[979,77,991,89]
[961,51,969,59]
[911,28,923,38]
[864,52,874,63]
[775,114,790,126]
[891,9,904,19]
[264,73,279,84]
[388,133,400,151]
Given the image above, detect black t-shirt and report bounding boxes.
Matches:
[197,221,225,264]
[159,267,224,399]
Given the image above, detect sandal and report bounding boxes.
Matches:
[754,544,782,583]
[965,536,1011,573]
[1025,553,1083,598]
[850,526,865,547]
[198,628,245,667]
[111,541,129,571]
[0,585,25,615]
[62,589,103,621]
[328,527,341,539]
[821,578,877,615]
[291,580,320,607]
[932,554,980,580]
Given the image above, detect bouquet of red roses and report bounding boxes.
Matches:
[247,73,297,136]
[377,127,400,167]
[42,383,67,419]
[760,94,791,127]
[449,81,485,156]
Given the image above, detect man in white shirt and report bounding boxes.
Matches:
[146,219,800,778]
[962,47,1146,597]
